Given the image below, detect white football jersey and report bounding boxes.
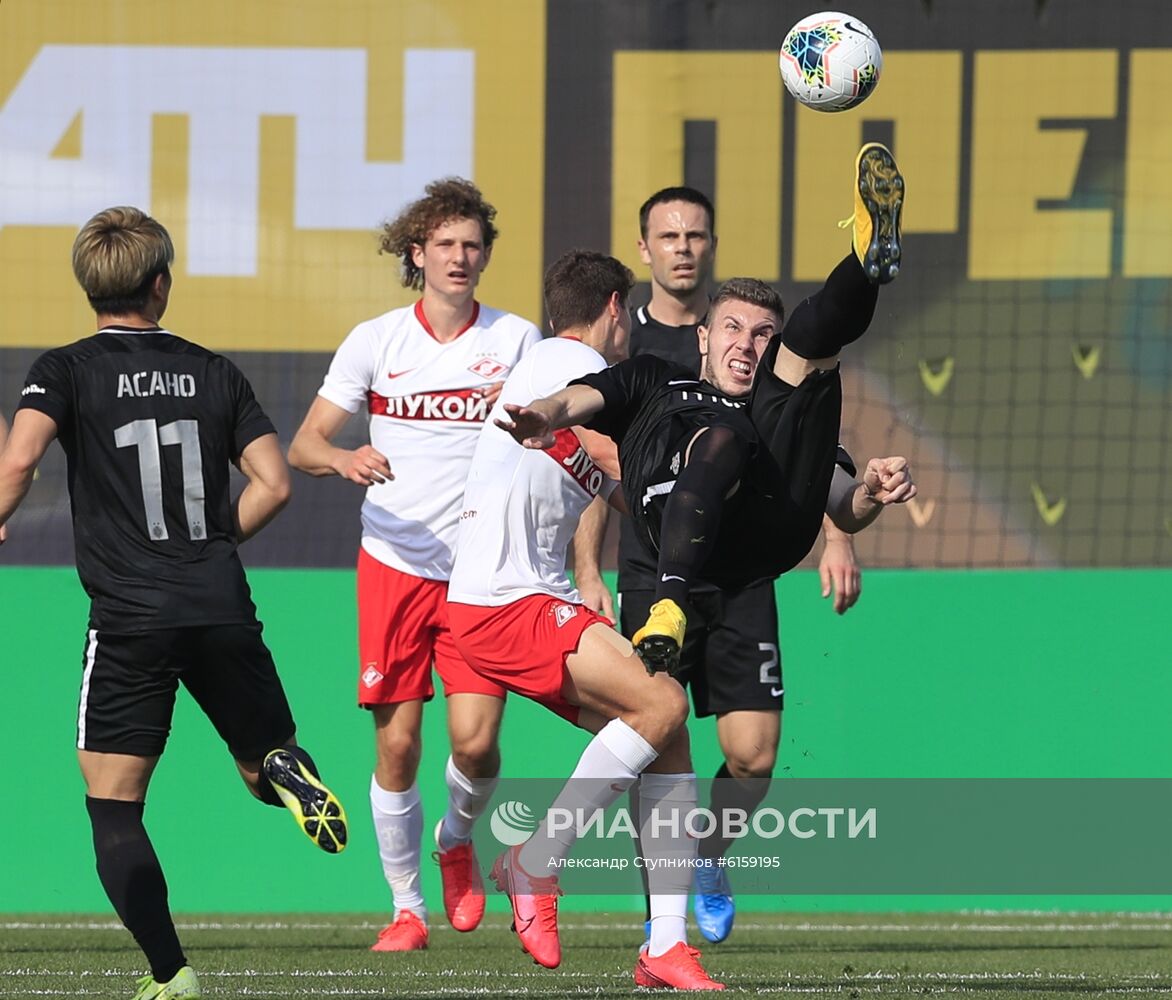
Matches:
[318,300,542,579]
[448,337,617,606]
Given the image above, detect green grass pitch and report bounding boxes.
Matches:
[3,911,1170,998]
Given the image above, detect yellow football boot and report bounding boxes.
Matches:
[130,966,201,1000]
[263,748,348,854]
[845,142,904,284]
[632,599,687,675]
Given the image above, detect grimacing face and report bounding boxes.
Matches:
[697,298,778,396]
[411,216,490,298]
[638,200,716,296]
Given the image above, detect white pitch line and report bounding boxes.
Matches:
[6,990,1172,999]
[6,969,1169,983]
[5,918,1172,933]
[957,908,1172,917]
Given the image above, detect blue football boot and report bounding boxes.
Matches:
[692,862,735,943]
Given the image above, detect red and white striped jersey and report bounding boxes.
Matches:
[318,300,542,579]
[448,337,617,606]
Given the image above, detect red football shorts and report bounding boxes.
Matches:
[447,594,613,725]
[357,548,505,706]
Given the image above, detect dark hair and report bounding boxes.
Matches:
[379,177,499,290]
[544,250,635,334]
[706,277,785,326]
[638,186,715,239]
[72,206,174,314]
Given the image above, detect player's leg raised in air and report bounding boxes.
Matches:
[771,142,904,388]
[467,615,722,987]
[464,616,680,969]
[187,623,349,857]
[81,626,348,1000]
[850,141,903,285]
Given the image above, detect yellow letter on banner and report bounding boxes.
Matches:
[611,52,780,281]
[970,50,1117,280]
[791,51,962,282]
[1124,50,1172,277]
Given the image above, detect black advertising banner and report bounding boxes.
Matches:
[0,1,1168,568]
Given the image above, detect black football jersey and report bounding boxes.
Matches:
[16,327,275,632]
[574,354,758,574]
[576,347,855,591]
[628,305,702,370]
[616,307,709,591]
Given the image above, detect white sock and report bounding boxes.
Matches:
[439,755,498,850]
[519,719,657,877]
[369,776,427,920]
[639,771,697,957]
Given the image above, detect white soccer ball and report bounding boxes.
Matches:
[778,11,883,112]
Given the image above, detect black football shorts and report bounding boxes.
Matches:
[75,623,296,760]
[619,580,783,717]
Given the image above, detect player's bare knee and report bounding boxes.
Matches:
[450,734,500,777]
[664,683,690,731]
[636,680,689,747]
[725,749,776,781]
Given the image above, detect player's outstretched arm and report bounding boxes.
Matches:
[0,409,58,544]
[493,384,607,449]
[234,432,292,543]
[289,395,392,486]
[825,457,916,534]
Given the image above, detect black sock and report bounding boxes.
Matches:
[86,797,186,983]
[698,763,772,862]
[781,253,878,359]
[257,742,320,807]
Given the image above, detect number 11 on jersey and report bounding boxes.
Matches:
[115,418,207,541]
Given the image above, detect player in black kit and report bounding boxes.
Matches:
[0,207,347,1000]
[572,183,881,944]
[497,143,915,665]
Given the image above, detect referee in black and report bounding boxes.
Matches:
[0,207,347,1000]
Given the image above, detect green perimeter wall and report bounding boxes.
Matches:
[2,567,1169,914]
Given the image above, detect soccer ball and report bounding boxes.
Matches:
[778,11,883,112]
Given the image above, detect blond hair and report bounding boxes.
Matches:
[72,206,174,313]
